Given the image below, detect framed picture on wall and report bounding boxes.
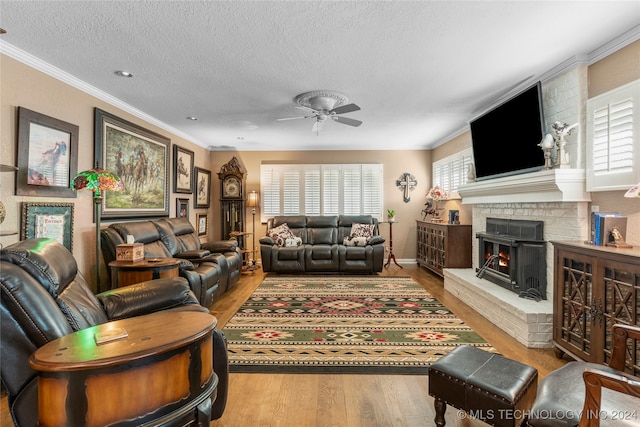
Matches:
[196,213,208,236]
[194,167,211,208]
[21,202,74,251]
[16,107,79,198]
[94,108,170,219]
[176,198,190,219]
[173,145,194,194]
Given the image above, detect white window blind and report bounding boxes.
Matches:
[587,79,639,191]
[432,148,473,197]
[260,163,383,221]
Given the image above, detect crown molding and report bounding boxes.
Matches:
[0,42,206,148]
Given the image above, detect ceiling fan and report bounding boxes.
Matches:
[278,90,363,133]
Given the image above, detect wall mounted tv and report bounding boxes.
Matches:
[470,82,545,181]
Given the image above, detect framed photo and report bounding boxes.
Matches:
[95,108,170,219]
[194,167,211,208]
[21,202,74,251]
[176,198,190,219]
[173,145,194,194]
[196,213,208,236]
[16,107,79,198]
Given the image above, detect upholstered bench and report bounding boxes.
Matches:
[428,345,538,427]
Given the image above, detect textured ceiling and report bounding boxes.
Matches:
[0,1,638,151]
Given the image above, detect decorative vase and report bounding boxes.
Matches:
[388,216,395,222]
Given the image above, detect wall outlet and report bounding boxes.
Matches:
[591,205,599,213]
[384,245,390,253]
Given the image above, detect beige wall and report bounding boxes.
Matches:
[0,55,212,292]
[211,150,432,263]
[588,40,640,98]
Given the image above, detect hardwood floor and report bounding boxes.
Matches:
[1,264,567,427]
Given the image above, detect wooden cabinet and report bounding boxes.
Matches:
[552,241,640,368]
[416,221,472,277]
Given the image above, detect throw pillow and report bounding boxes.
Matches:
[343,236,369,247]
[349,223,374,239]
[267,223,296,247]
[284,237,303,247]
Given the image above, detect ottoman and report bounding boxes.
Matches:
[428,345,538,427]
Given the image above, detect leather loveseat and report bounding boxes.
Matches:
[101,217,242,307]
[0,238,229,426]
[260,215,385,274]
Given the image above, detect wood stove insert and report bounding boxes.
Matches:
[476,218,547,301]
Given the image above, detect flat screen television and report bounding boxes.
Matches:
[470,82,545,181]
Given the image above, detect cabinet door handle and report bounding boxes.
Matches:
[589,298,603,325]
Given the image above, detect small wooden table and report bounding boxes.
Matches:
[109,257,182,289]
[29,311,218,427]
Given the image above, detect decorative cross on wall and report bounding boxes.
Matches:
[396,173,417,203]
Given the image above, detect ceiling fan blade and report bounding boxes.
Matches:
[332,116,362,127]
[330,103,360,115]
[277,115,311,121]
[311,120,324,133]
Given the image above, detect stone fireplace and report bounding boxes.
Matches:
[444,169,591,348]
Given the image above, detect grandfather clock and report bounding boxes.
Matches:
[218,157,245,244]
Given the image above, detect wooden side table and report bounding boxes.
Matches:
[109,257,182,289]
[29,311,218,427]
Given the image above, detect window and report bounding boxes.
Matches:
[432,148,473,197]
[586,79,639,191]
[260,163,383,221]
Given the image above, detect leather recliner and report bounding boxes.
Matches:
[101,217,242,307]
[0,238,229,426]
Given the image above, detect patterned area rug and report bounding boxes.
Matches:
[223,276,495,374]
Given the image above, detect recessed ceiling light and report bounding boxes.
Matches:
[186,116,198,121]
[114,70,133,78]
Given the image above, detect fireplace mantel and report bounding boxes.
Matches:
[458,169,590,204]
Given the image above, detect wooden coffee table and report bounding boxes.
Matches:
[109,257,182,289]
[29,311,218,427]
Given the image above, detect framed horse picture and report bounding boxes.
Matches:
[94,108,170,219]
[194,167,211,209]
[16,107,79,198]
[173,145,194,194]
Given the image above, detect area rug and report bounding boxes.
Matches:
[223,276,495,374]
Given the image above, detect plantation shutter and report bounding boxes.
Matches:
[304,169,321,215]
[261,167,281,218]
[433,148,473,197]
[323,169,339,215]
[587,79,639,191]
[260,163,383,221]
[342,168,361,215]
[282,170,300,215]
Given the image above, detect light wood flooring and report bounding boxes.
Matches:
[1,264,568,427]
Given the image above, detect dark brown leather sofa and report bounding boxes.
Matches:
[259,215,385,274]
[0,238,229,426]
[101,217,242,307]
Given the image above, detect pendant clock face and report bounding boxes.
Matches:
[223,176,241,198]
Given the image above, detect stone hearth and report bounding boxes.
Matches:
[444,268,553,348]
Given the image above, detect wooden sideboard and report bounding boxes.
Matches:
[552,241,640,369]
[416,221,472,277]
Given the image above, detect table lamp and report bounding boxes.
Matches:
[246,190,260,270]
[71,165,124,291]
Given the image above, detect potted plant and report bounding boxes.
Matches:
[387,209,396,222]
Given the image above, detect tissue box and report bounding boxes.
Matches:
[116,243,144,262]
